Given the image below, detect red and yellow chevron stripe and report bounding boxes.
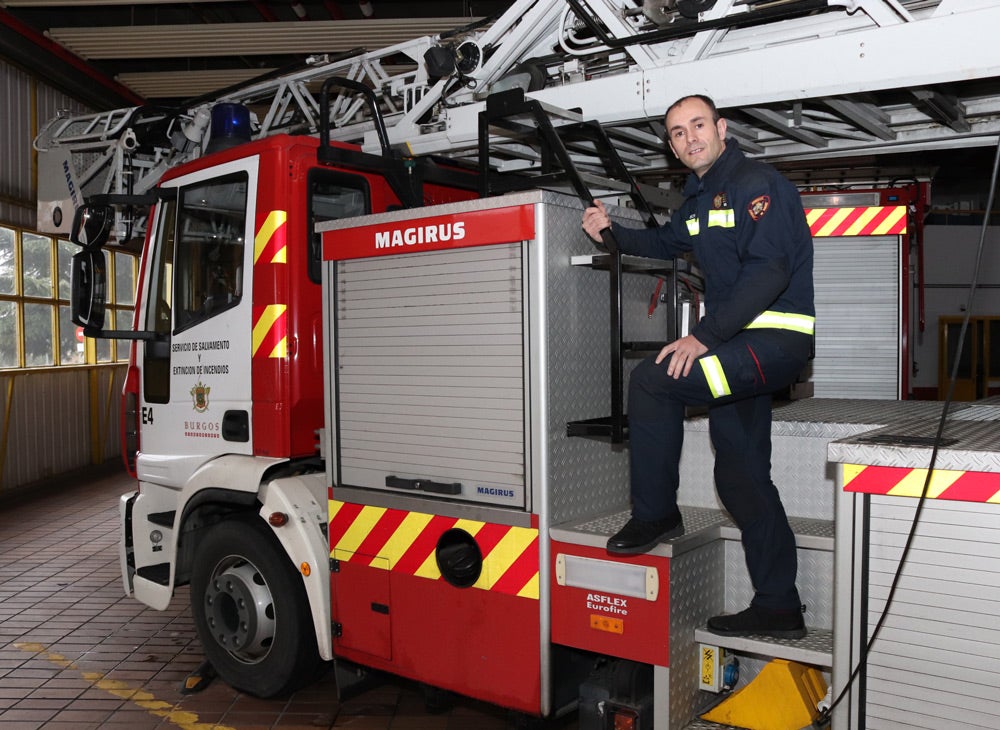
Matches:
[251,211,289,359]
[255,210,288,264]
[844,463,1000,504]
[252,304,287,358]
[329,500,540,599]
[805,206,907,237]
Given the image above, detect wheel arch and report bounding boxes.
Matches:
[172,454,287,586]
[189,512,323,697]
[174,455,331,662]
[257,473,332,662]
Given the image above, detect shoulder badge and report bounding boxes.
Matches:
[747,195,770,221]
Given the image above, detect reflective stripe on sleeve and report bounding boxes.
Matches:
[745,310,815,334]
[685,217,700,236]
[699,355,732,399]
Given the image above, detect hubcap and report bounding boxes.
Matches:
[203,557,276,664]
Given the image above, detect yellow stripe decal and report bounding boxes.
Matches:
[886,469,962,498]
[517,572,540,600]
[843,464,1000,503]
[843,206,881,237]
[874,206,907,235]
[329,500,539,598]
[816,207,852,237]
[251,304,286,356]
[479,526,536,590]
[337,505,387,555]
[254,210,287,264]
[378,511,436,569]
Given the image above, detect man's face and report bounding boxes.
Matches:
[665,97,727,178]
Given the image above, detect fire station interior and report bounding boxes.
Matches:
[4,2,1000,730]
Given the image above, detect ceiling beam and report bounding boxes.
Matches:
[0,7,144,108]
[116,68,279,99]
[48,18,478,59]
[0,0,243,5]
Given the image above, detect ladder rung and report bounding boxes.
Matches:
[577,171,631,192]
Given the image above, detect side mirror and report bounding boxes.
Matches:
[71,249,107,333]
[70,204,114,250]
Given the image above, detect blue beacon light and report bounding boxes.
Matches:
[206,103,252,153]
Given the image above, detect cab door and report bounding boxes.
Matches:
[136,157,258,485]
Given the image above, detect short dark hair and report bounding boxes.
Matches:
[666,94,721,123]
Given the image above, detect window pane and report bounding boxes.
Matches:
[22,234,54,298]
[0,301,18,367]
[23,302,54,366]
[59,304,85,364]
[116,309,133,362]
[145,200,175,403]
[174,173,247,332]
[115,252,135,305]
[0,227,14,295]
[309,174,369,284]
[58,240,75,300]
[96,331,112,362]
[147,198,175,336]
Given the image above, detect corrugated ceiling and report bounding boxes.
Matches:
[0,1,512,105]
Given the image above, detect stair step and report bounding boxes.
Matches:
[693,626,833,668]
[720,515,834,552]
[136,563,170,586]
[551,508,833,555]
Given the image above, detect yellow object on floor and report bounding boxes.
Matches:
[701,658,827,730]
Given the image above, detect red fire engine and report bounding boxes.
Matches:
[47,2,1000,728]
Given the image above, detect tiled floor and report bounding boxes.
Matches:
[0,466,578,730]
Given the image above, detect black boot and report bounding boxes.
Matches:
[706,604,806,640]
[606,514,684,555]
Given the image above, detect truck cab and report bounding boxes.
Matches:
[71,133,475,697]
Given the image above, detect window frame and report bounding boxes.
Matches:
[0,223,136,369]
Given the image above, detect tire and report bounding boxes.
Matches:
[190,515,321,697]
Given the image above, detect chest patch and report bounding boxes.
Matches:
[748,195,771,221]
[713,192,728,209]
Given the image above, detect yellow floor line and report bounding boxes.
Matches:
[15,642,236,730]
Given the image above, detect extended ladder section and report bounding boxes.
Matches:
[34,0,1000,241]
[478,89,700,442]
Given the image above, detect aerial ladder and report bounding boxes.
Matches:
[34,0,1000,241]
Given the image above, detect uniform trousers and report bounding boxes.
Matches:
[627,328,812,611]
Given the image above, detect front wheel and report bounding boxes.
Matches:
[190,515,321,697]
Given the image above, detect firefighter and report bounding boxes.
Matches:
[581,94,814,639]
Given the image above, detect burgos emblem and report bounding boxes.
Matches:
[190,381,211,412]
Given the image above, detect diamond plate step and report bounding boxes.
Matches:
[693,626,833,668]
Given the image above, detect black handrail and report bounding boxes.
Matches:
[479,88,665,443]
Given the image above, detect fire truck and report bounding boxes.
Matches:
[41,2,1000,729]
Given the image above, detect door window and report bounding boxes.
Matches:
[308,171,369,284]
[173,173,248,332]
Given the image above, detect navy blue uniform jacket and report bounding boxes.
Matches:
[611,138,814,350]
